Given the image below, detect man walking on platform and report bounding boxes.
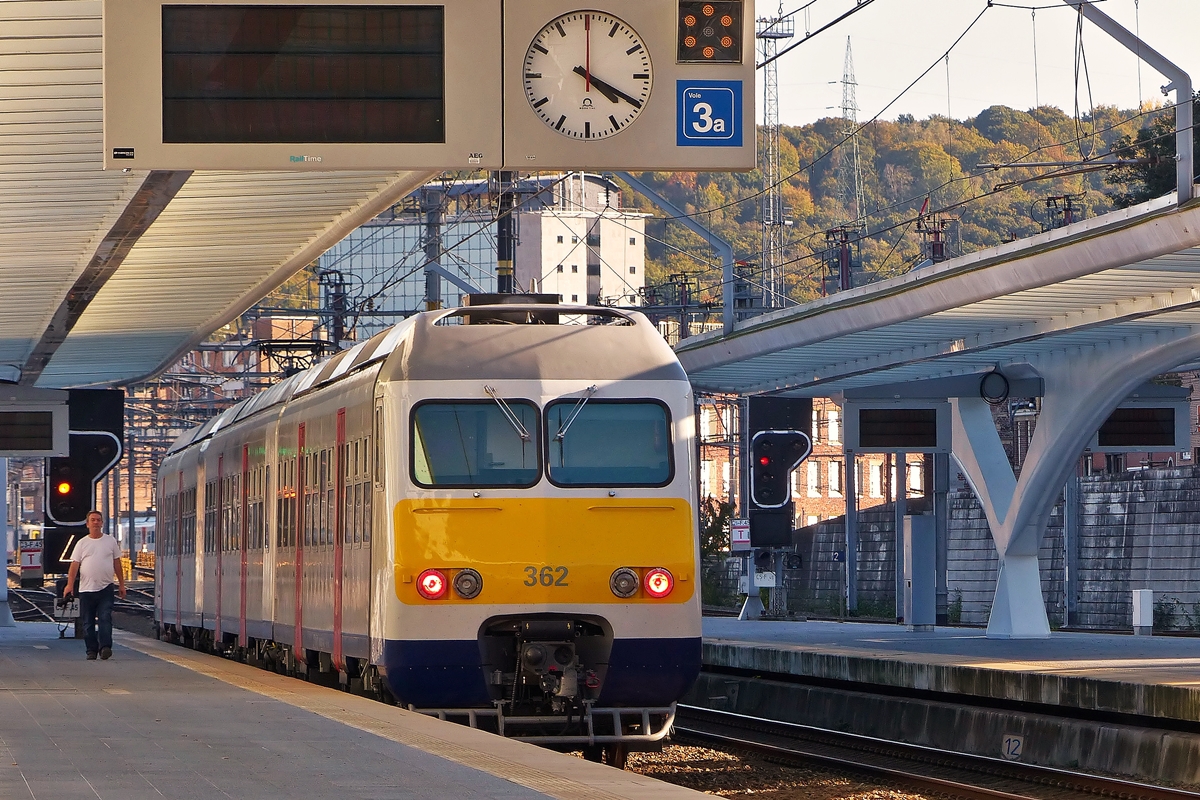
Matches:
[64,510,126,660]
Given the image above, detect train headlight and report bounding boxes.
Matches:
[416,568,447,600]
[453,568,483,599]
[610,567,639,598]
[643,567,674,598]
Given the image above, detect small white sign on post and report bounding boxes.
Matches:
[754,571,777,588]
[730,519,751,551]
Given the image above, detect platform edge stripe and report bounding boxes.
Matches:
[115,634,704,800]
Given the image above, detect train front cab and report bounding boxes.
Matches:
[376,308,702,750]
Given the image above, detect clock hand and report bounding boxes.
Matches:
[588,74,643,109]
[584,14,591,93]
[572,66,620,103]
[571,67,643,109]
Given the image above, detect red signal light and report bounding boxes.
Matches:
[758,456,770,466]
[644,567,673,598]
[416,569,447,600]
[56,482,72,495]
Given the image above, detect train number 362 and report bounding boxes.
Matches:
[524,566,569,586]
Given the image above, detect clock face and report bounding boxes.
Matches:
[523,11,652,139]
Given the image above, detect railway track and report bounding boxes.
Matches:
[672,704,1200,800]
[7,584,157,624]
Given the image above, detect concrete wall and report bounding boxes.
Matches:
[774,466,1200,629]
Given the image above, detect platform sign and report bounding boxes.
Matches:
[503,0,754,169]
[677,81,743,146]
[730,518,750,551]
[1001,733,1023,761]
[18,537,43,588]
[105,0,756,171]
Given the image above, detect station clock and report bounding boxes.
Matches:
[523,11,653,139]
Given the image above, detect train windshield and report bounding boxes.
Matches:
[411,401,540,487]
[546,400,672,486]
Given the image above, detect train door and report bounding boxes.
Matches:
[186,457,203,629]
[368,395,388,663]
[239,444,249,646]
[261,419,280,640]
[274,421,301,650]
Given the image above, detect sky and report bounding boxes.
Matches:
[766,0,1200,128]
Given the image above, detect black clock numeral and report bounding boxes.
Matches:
[609,21,619,37]
[609,115,620,131]
[555,22,566,37]
[533,97,549,109]
[633,73,649,79]
[626,43,642,55]
[585,122,591,138]
[533,43,548,54]
[555,115,566,131]
[525,72,542,79]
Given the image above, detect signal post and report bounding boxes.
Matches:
[740,397,811,620]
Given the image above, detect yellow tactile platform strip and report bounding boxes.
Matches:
[117,632,701,800]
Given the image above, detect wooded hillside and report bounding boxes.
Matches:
[623,102,1181,305]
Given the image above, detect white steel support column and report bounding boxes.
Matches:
[0,458,13,627]
[952,327,1200,638]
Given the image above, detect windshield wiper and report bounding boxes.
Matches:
[555,385,598,441]
[484,385,531,441]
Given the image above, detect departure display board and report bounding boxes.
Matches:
[1097,407,1176,448]
[857,408,939,450]
[0,412,54,452]
[161,5,445,143]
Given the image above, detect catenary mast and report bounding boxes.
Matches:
[756,6,793,308]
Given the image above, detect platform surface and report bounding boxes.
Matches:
[0,622,703,800]
[702,618,1200,722]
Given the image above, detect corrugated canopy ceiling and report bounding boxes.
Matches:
[676,192,1200,396]
[0,1,434,388]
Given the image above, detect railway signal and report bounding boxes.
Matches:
[749,430,811,509]
[44,432,122,526]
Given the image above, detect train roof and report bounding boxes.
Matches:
[382,306,686,383]
[165,306,683,455]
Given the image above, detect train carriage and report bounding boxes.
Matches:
[157,304,700,757]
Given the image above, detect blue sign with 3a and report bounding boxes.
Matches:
[677,80,743,147]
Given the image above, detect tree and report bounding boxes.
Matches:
[1106,94,1200,207]
[698,496,733,560]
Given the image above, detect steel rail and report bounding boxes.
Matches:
[673,704,1200,800]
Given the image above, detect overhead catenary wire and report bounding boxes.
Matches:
[651,3,995,223]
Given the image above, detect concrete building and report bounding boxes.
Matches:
[318,173,648,341]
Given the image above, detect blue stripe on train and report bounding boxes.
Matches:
[382,636,702,709]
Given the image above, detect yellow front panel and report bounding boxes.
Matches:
[393,497,696,605]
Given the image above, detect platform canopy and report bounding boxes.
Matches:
[676,191,1200,397]
[1,1,434,388]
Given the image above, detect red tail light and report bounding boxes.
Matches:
[643,567,673,598]
[417,569,447,600]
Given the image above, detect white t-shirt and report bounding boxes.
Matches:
[70,534,122,593]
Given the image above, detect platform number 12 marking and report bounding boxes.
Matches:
[1001,734,1023,761]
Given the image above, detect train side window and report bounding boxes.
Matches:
[203,480,216,553]
[325,447,334,547]
[363,479,372,543]
[545,400,674,487]
[276,468,286,550]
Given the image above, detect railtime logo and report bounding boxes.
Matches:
[289,155,323,163]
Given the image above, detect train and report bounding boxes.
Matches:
[156,303,701,762]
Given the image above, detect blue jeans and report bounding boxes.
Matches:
[78,584,115,654]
